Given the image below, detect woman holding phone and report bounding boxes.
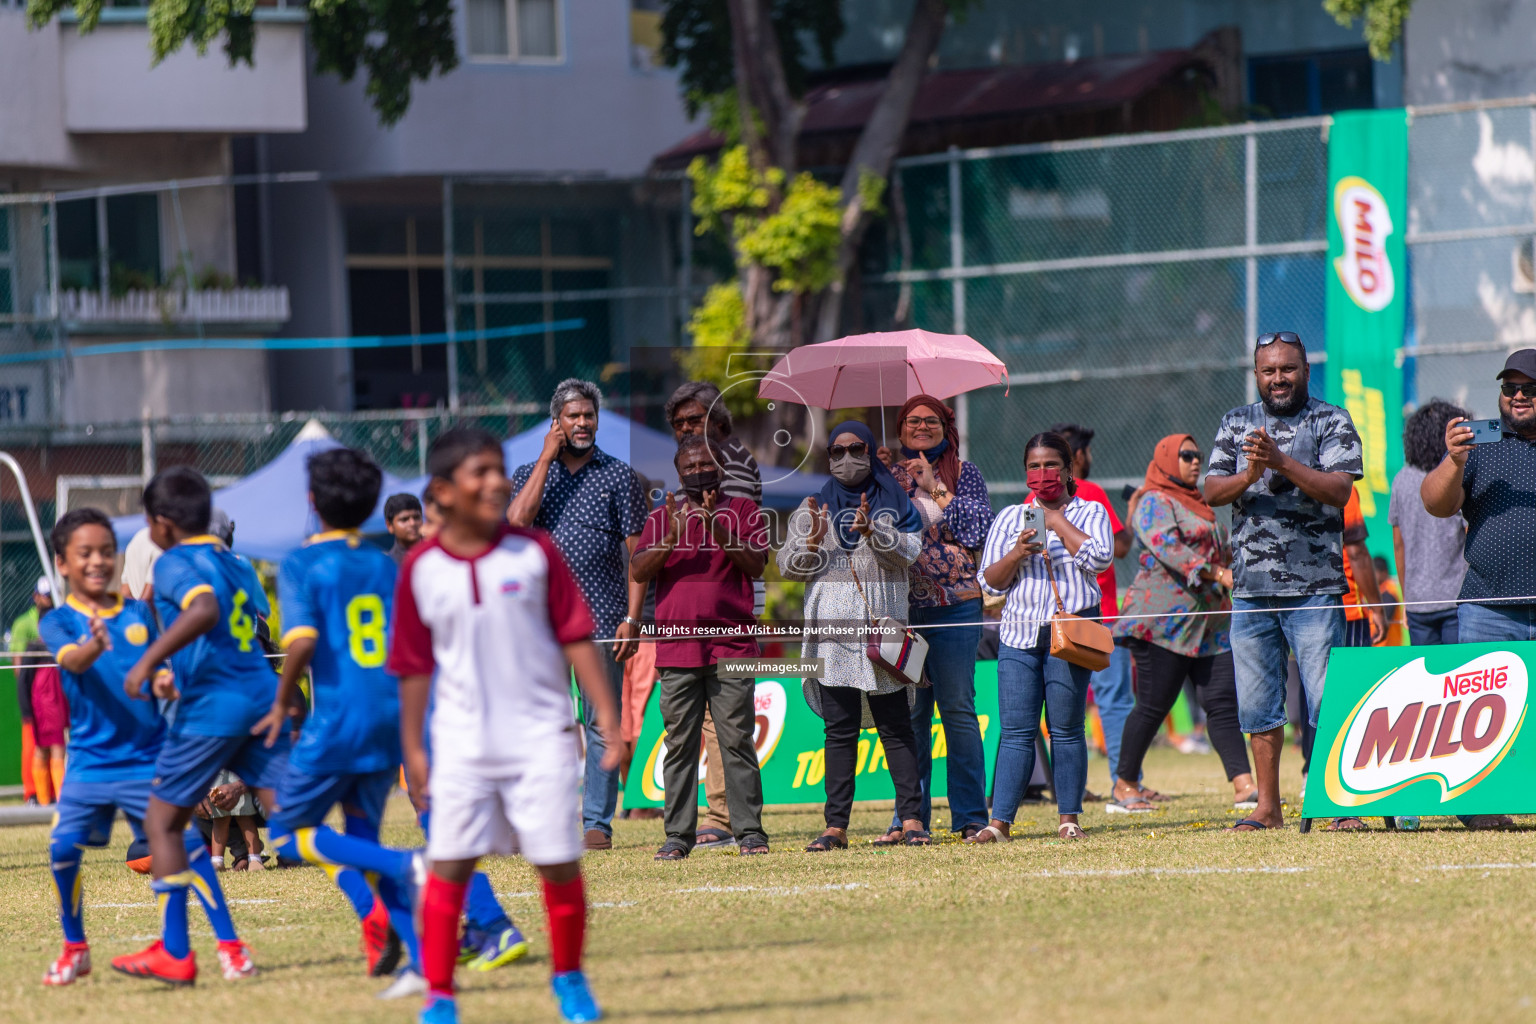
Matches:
[971,432,1113,843]
[1109,434,1254,813]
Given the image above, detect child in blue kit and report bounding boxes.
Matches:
[38,508,245,986]
[114,466,289,986]
[255,447,427,997]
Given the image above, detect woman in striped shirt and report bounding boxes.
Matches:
[969,432,1113,843]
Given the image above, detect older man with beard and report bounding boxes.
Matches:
[1204,332,1363,832]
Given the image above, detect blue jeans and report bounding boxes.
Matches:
[1457,602,1536,642]
[1231,594,1342,733]
[581,651,626,837]
[1092,643,1134,788]
[993,633,1091,821]
[888,599,988,833]
[1406,608,1459,646]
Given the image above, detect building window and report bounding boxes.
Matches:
[1248,48,1375,119]
[56,194,162,293]
[344,208,448,409]
[466,0,561,61]
[0,208,12,317]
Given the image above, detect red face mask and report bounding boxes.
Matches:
[1028,467,1065,503]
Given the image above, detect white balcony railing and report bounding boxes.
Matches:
[60,287,291,328]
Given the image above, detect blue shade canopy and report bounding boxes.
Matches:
[400,413,828,510]
[112,421,411,562]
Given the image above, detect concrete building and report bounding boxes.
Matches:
[0,1,308,425]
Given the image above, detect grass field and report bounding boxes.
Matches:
[3,745,1535,1024]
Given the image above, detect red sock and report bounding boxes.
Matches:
[542,874,586,974]
[421,872,468,998]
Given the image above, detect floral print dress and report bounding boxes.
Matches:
[1112,492,1232,658]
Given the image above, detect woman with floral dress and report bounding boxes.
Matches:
[1108,434,1255,813]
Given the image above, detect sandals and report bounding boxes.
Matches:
[1138,787,1172,803]
[805,831,848,852]
[1325,816,1370,832]
[903,829,932,847]
[695,827,736,849]
[959,823,985,842]
[738,837,770,856]
[1227,817,1274,831]
[653,839,690,861]
[1106,794,1155,814]
[1057,822,1087,840]
[963,824,1010,844]
[1233,791,1259,810]
[871,827,905,848]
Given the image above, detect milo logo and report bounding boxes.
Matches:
[640,680,788,802]
[1324,653,1527,806]
[1332,175,1396,312]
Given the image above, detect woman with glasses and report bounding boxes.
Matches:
[779,421,927,850]
[970,432,1112,843]
[865,395,994,845]
[1108,435,1255,813]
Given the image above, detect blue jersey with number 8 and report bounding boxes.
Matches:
[153,536,278,737]
[279,531,400,774]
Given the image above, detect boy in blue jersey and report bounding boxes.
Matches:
[254,447,426,997]
[39,508,246,986]
[114,466,288,985]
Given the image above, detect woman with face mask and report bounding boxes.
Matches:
[1109,435,1254,814]
[779,421,927,851]
[971,432,1114,843]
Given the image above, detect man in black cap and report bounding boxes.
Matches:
[1422,348,1536,647]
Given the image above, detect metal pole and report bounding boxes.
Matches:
[680,174,693,336]
[0,452,63,597]
[95,193,108,300]
[47,197,65,422]
[443,177,460,412]
[948,146,971,460]
[1244,129,1258,405]
[141,407,156,486]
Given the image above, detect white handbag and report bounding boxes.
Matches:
[849,562,929,687]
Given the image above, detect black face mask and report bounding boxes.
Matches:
[680,470,721,500]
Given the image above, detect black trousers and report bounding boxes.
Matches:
[1117,639,1251,784]
[816,683,924,830]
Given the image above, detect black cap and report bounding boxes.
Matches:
[1496,349,1536,381]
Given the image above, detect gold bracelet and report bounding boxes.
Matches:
[930,487,948,502]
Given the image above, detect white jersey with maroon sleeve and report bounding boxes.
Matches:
[388,524,596,773]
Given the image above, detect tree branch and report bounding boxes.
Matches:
[725,0,802,172]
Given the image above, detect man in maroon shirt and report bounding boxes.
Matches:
[631,434,770,859]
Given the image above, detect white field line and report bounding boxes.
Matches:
[1029,865,1312,879]
[673,882,867,895]
[93,898,280,908]
[1434,862,1536,871]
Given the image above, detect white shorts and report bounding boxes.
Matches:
[425,754,583,866]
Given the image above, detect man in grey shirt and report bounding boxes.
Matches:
[1387,400,1469,645]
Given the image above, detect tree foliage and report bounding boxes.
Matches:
[1324,0,1414,61]
[28,0,458,125]
[660,0,843,117]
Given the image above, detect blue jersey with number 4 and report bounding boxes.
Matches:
[153,536,277,737]
[38,596,166,782]
[279,531,400,774]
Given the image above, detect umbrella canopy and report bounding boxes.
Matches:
[112,420,412,562]
[398,413,828,511]
[756,329,1006,409]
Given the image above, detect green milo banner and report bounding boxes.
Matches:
[1303,643,1531,818]
[623,663,1004,808]
[1325,108,1408,567]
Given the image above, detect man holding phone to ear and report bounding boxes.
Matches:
[1422,349,1536,648]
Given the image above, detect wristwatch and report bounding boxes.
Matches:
[621,616,643,629]
[930,487,949,502]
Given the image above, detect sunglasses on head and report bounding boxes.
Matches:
[1256,331,1303,350]
[828,442,869,460]
[1500,381,1536,398]
[1178,449,1202,463]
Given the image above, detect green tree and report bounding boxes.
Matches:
[27,0,458,125]
[1324,0,1414,60]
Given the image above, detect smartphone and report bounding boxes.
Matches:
[1467,418,1505,445]
[1021,505,1045,537]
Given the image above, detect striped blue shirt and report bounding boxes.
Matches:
[980,496,1113,650]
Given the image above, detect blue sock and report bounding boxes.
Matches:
[152,876,192,959]
[291,824,412,882]
[182,829,239,942]
[335,868,378,921]
[49,835,87,944]
[464,871,513,934]
[376,875,421,969]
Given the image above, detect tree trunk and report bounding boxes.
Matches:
[812,0,949,343]
[725,0,801,173]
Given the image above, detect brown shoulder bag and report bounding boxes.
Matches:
[1042,555,1114,672]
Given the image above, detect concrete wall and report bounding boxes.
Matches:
[264,0,694,179]
[59,19,306,135]
[61,345,271,424]
[0,10,71,171]
[1403,0,1536,104]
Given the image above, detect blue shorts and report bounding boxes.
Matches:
[151,731,292,809]
[52,778,153,846]
[271,766,396,831]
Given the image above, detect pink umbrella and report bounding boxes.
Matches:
[756,329,1007,410]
